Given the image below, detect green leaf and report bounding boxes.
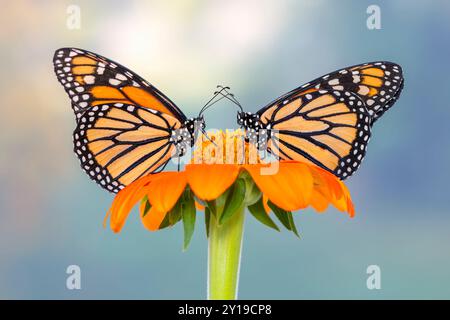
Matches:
[205,207,211,238]
[248,198,280,232]
[268,201,300,238]
[219,179,246,224]
[182,192,196,251]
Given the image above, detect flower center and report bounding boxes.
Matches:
[192,129,262,165]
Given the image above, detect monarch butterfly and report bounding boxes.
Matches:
[53,48,223,193]
[229,62,404,179]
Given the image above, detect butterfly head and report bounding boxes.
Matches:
[185,116,205,135]
[181,116,206,146]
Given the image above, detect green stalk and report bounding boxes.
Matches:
[207,204,246,300]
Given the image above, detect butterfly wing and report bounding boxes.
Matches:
[259,90,371,179]
[259,61,404,123]
[53,47,186,122]
[74,103,181,193]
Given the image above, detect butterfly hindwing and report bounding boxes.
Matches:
[53,48,186,122]
[74,103,180,192]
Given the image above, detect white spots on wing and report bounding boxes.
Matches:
[116,73,127,81]
[84,75,95,84]
[358,86,370,95]
[109,78,121,86]
[328,79,339,86]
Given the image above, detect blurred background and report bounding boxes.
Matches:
[1,0,450,299]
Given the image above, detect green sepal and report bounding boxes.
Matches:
[158,212,172,229]
[241,172,261,206]
[248,197,280,232]
[206,199,217,216]
[182,191,196,251]
[219,178,246,225]
[156,189,186,230]
[205,207,211,238]
[268,201,300,238]
[169,197,183,225]
[141,195,151,218]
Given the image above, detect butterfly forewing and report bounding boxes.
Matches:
[262,61,403,123]
[53,48,186,122]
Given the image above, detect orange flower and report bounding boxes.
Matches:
[104,130,354,233]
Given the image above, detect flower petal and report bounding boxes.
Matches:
[146,171,187,213]
[245,162,314,211]
[186,164,240,200]
[141,207,167,231]
[310,190,330,212]
[107,175,153,232]
[195,201,205,211]
[310,165,354,216]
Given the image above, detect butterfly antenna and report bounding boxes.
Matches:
[198,86,230,116]
[215,88,244,112]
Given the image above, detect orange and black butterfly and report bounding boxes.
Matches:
[230,62,404,179]
[53,48,220,193]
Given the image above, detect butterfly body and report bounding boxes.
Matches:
[237,111,270,149]
[170,116,205,157]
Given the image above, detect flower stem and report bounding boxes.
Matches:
[207,205,245,300]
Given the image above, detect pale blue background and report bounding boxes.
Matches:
[1,0,450,299]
